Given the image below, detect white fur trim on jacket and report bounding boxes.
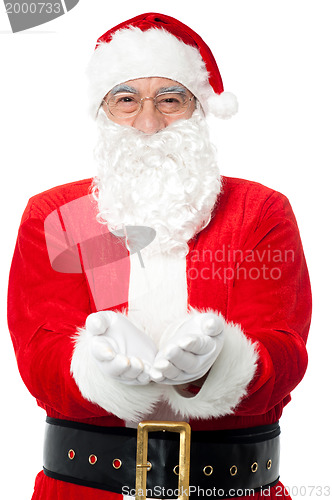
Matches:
[163,319,258,419]
[86,27,237,119]
[70,326,162,422]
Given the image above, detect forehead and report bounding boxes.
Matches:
[110,77,188,95]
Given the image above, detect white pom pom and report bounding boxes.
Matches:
[207,91,238,119]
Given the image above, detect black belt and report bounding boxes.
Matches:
[43,417,280,498]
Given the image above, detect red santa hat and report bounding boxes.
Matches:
[87,12,238,120]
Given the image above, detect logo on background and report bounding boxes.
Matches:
[4,0,80,33]
[44,195,158,310]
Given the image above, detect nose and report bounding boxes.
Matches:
[132,98,165,134]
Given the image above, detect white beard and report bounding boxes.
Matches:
[92,109,222,256]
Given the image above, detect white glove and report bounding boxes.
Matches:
[86,311,157,385]
[150,312,224,385]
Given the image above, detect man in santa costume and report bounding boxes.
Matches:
[7,12,311,500]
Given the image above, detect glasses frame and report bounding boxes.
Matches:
[102,91,195,118]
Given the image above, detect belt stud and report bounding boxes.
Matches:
[230,465,237,476]
[89,454,97,465]
[251,462,258,473]
[203,465,213,476]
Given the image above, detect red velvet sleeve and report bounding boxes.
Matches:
[7,203,111,419]
[228,191,312,415]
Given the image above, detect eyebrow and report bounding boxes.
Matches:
[157,86,187,95]
[109,84,188,96]
[110,84,139,95]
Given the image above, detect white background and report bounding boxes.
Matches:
[0,1,331,498]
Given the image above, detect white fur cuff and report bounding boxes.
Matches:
[163,320,258,419]
[70,327,162,422]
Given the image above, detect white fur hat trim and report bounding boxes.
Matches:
[86,27,238,119]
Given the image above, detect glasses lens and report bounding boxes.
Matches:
[156,93,189,115]
[107,94,140,117]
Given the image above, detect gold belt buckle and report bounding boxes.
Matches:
[135,420,191,500]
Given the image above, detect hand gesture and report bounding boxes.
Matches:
[85,311,157,385]
[150,312,224,385]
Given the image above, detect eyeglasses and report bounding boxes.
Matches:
[103,91,195,118]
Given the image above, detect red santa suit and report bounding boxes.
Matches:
[8,174,311,499]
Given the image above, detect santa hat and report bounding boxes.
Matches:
[87,12,238,120]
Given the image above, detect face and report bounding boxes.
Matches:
[101,77,196,134]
